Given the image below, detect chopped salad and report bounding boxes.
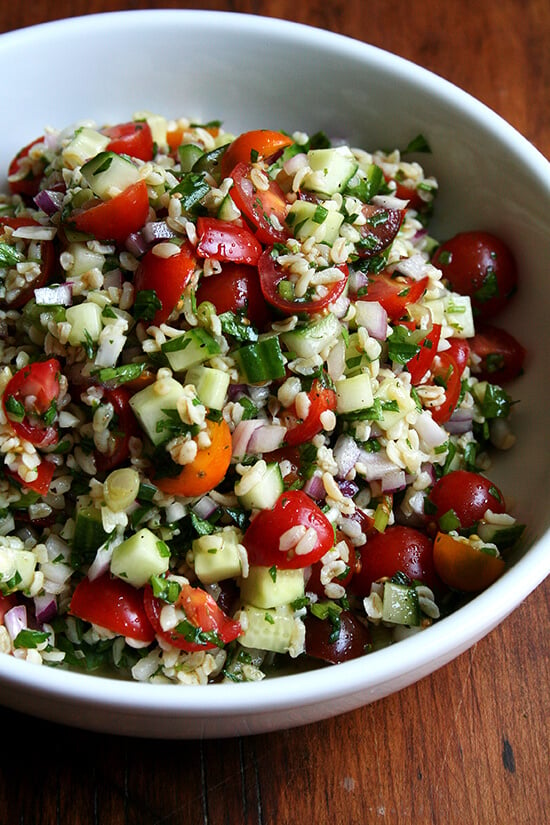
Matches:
[0,114,527,684]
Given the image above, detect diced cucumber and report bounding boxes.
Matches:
[344,332,371,376]
[335,373,374,413]
[302,147,359,196]
[65,242,105,278]
[65,301,103,347]
[72,505,111,569]
[286,200,344,244]
[443,294,475,338]
[129,376,186,446]
[62,127,110,170]
[235,462,283,511]
[239,566,304,609]
[217,193,239,221]
[0,547,37,594]
[281,312,341,359]
[178,143,204,173]
[110,527,170,589]
[161,327,221,373]
[133,111,168,149]
[185,365,230,410]
[192,526,244,585]
[476,520,525,549]
[81,151,140,199]
[234,335,286,384]
[238,604,296,653]
[374,375,417,430]
[382,581,420,626]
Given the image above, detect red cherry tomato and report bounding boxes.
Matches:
[304,610,371,664]
[196,217,262,265]
[357,272,429,322]
[258,247,348,314]
[280,379,337,447]
[427,470,505,530]
[0,216,56,309]
[469,323,526,383]
[427,351,461,424]
[69,574,156,643]
[406,323,441,384]
[229,162,290,244]
[220,130,293,179]
[432,231,518,319]
[195,262,271,329]
[143,583,242,651]
[3,359,61,447]
[103,121,154,162]
[242,490,335,569]
[5,460,55,496]
[133,241,196,326]
[350,525,439,595]
[94,387,138,474]
[384,174,424,211]
[7,137,46,198]
[356,204,404,258]
[433,532,505,592]
[445,337,471,375]
[71,180,150,245]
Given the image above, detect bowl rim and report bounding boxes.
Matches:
[0,8,548,720]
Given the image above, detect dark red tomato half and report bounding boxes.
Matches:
[71,180,150,245]
[243,490,335,569]
[133,240,196,326]
[304,610,371,664]
[427,351,461,424]
[258,247,348,315]
[69,574,156,643]
[432,231,518,320]
[427,470,506,530]
[281,379,337,447]
[8,137,46,198]
[358,272,429,322]
[94,387,138,474]
[2,359,61,448]
[356,204,404,258]
[196,217,262,265]
[406,323,441,384]
[469,323,526,383]
[350,525,439,595]
[229,161,290,245]
[0,216,56,309]
[103,121,154,162]
[195,262,272,329]
[445,337,471,375]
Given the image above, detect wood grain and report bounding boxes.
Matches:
[0,2,548,824]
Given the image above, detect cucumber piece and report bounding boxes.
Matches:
[65,242,105,278]
[239,566,305,609]
[234,335,286,384]
[443,294,475,338]
[382,581,420,626]
[110,527,170,589]
[344,331,371,376]
[81,151,140,199]
[476,520,525,549]
[335,373,374,414]
[375,375,417,430]
[185,365,230,410]
[286,200,344,244]
[133,111,168,149]
[238,604,296,653]
[129,376,187,446]
[280,312,341,359]
[192,526,244,585]
[178,143,204,173]
[62,127,110,170]
[217,193,238,221]
[0,547,37,594]
[303,147,359,196]
[72,505,111,570]
[65,301,103,347]
[236,462,283,511]
[161,327,221,373]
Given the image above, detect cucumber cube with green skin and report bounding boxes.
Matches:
[0,548,37,594]
[302,148,359,196]
[193,527,244,585]
[62,127,110,170]
[382,582,420,626]
[335,373,374,414]
[80,151,140,200]
[65,242,105,278]
[286,200,344,244]
[110,527,170,589]
[129,376,187,446]
[235,462,283,511]
[65,301,103,347]
[239,566,305,609]
[161,327,221,373]
[185,365,230,410]
[280,312,341,359]
[237,604,296,653]
[374,375,417,430]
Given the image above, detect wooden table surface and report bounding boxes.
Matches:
[0,1,548,823]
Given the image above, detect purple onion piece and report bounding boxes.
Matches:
[33,188,64,215]
[337,479,360,498]
[247,424,286,455]
[125,231,150,257]
[4,604,27,641]
[192,496,219,520]
[303,473,326,501]
[33,594,58,624]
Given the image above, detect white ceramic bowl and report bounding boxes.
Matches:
[0,10,548,739]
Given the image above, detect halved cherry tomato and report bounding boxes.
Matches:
[445,337,471,375]
[427,351,461,424]
[258,247,348,314]
[143,583,242,651]
[304,609,371,664]
[356,204,404,258]
[5,460,55,496]
[8,137,46,198]
[350,525,439,595]
[3,359,61,447]
[103,121,154,162]
[432,231,518,319]
[406,323,441,384]
[469,323,526,383]
[433,532,505,592]
[229,162,290,244]
[154,418,232,498]
[242,490,334,569]
[196,217,262,265]
[0,216,56,309]
[94,387,138,474]
[427,470,505,530]
[220,130,293,180]
[357,272,429,322]
[69,574,155,643]
[133,240,196,326]
[195,262,271,329]
[70,180,150,245]
[0,593,17,623]
[280,379,337,446]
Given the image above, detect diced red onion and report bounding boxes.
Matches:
[347,269,369,294]
[356,449,399,482]
[394,252,430,281]
[227,384,247,402]
[354,300,388,340]
[4,605,27,641]
[413,410,449,448]
[445,408,474,435]
[381,468,407,492]
[333,434,360,478]
[303,473,326,501]
[88,536,118,581]
[34,594,58,624]
[248,424,287,455]
[337,479,359,498]
[329,294,350,319]
[125,231,150,257]
[33,188,64,215]
[34,283,73,306]
[142,220,176,244]
[103,268,123,289]
[232,420,264,458]
[192,495,218,520]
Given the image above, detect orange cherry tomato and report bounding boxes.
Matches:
[433,531,505,592]
[220,129,293,179]
[155,418,232,498]
[71,180,150,244]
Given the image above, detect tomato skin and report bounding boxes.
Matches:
[103,121,154,162]
[196,217,262,265]
[358,272,429,322]
[69,574,156,643]
[8,137,46,198]
[427,351,461,424]
[258,247,348,314]
[94,387,138,474]
[427,470,505,530]
[432,231,518,319]
[229,162,290,244]
[0,217,56,309]
[0,593,17,624]
[350,526,439,595]
[3,359,61,447]
[445,337,471,375]
[433,532,505,592]
[220,130,293,180]
[357,204,404,258]
[133,241,196,326]
[154,418,232,498]
[195,262,271,329]
[281,380,337,447]
[5,460,55,496]
[304,610,371,664]
[243,490,335,570]
[406,323,441,384]
[384,175,424,211]
[469,323,526,383]
[71,180,150,245]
